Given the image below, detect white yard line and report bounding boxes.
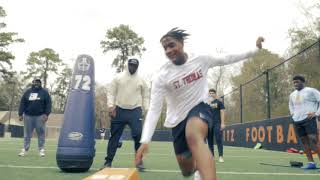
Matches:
[0,164,319,176]
[0,147,306,159]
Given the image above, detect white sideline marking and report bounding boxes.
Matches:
[0,164,57,169]
[0,164,319,176]
[0,138,294,151]
[0,147,306,159]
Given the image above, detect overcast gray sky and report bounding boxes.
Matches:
[0,0,309,84]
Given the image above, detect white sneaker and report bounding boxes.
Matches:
[194,170,202,180]
[219,156,224,163]
[39,149,45,157]
[18,149,27,157]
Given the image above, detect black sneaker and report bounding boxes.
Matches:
[136,161,145,172]
[100,161,112,170]
[104,161,112,167]
[117,142,123,148]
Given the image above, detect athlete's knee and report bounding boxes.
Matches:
[308,135,318,144]
[186,129,202,145]
[300,136,308,144]
[186,118,208,144]
[186,133,197,146]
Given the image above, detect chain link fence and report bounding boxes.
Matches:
[223,39,320,125]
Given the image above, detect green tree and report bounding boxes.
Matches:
[207,48,229,94]
[228,50,285,123]
[0,73,24,112]
[287,0,320,90]
[100,24,146,72]
[51,65,72,113]
[0,6,24,80]
[95,84,109,129]
[0,80,17,111]
[288,0,319,53]
[23,48,62,88]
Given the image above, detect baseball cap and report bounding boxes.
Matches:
[128,58,139,66]
[33,78,42,83]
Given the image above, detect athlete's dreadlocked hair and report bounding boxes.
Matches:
[160,27,190,42]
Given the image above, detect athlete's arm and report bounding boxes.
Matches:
[289,94,294,116]
[140,76,166,143]
[206,37,264,67]
[312,89,320,117]
[136,76,166,165]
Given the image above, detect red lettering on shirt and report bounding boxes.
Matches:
[172,69,203,89]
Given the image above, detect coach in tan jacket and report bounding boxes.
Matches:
[103,58,149,171]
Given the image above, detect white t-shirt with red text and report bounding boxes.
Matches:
[140,48,259,143]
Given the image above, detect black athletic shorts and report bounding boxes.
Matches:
[172,102,213,157]
[293,117,318,137]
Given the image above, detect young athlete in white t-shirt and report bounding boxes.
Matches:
[135,28,264,180]
[289,75,320,170]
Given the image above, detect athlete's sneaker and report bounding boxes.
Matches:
[99,160,112,170]
[39,149,45,157]
[136,160,145,172]
[194,170,201,180]
[105,161,112,167]
[301,162,316,169]
[218,156,224,163]
[18,149,27,157]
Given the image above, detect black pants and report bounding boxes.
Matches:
[105,106,142,162]
[208,123,223,157]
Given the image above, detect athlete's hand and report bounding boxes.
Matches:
[307,112,316,119]
[142,108,148,116]
[42,115,48,123]
[256,37,264,49]
[135,143,149,166]
[108,106,116,118]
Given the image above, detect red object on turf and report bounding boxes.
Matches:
[286,148,299,153]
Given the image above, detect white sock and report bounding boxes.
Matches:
[194,170,202,180]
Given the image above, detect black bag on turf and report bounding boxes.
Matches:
[290,161,303,168]
[56,54,95,172]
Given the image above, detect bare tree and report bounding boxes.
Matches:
[207,48,228,95]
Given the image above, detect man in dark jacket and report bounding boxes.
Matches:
[18,78,52,157]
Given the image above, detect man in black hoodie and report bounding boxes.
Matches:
[18,78,52,157]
